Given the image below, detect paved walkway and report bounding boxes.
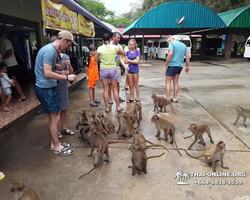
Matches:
[0,60,249,200]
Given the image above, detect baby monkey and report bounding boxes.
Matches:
[180,141,229,172]
[11,181,39,200]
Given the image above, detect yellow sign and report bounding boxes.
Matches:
[41,0,78,33]
[78,14,95,37]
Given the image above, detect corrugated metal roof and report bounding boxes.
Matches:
[122,1,226,35]
[218,5,250,28]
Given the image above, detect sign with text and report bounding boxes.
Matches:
[41,0,78,33]
[78,14,95,37]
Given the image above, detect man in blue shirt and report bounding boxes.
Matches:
[35,30,77,156]
[150,44,156,61]
[165,36,190,103]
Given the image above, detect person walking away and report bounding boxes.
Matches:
[0,61,15,112]
[165,36,189,103]
[143,43,148,62]
[150,44,156,61]
[35,30,77,156]
[86,44,100,107]
[125,39,141,102]
[55,50,75,139]
[108,32,126,103]
[0,31,26,101]
[95,33,125,113]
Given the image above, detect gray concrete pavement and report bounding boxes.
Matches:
[0,60,250,200]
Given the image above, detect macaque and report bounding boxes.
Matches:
[117,112,134,139]
[97,112,115,132]
[129,130,169,152]
[232,105,250,127]
[11,181,39,200]
[151,94,175,114]
[89,111,110,136]
[180,141,229,172]
[79,130,130,178]
[186,124,214,150]
[151,114,182,156]
[129,147,165,176]
[76,110,89,130]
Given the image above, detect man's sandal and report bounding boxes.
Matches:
[50,142,72,151]
[52,147,74,156]
[60,128,75,136]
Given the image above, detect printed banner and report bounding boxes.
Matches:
[78,14,95,37]
[41,0,78,34]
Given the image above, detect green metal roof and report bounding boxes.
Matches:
[218,5,250,28]
[122,1,226,35]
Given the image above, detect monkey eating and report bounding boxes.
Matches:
[129,129,169,152]
[11,181,39,200]
[79,130,131,178]
[180,141,229,172]
[76,110,89,130]
[116,112,134,139]
[97,112,115,132]
[151,94,175,114]
[232,105,250,127]
[129,146,165,176]
[186,124,214,150]
[151,114,182,156]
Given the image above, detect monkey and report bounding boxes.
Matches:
[129,130,169,152]
[88,111,110,136]
[180,141,229,172]
[79,126,90,142]
[232,105,250,127]
[186,124,214,150]
[79,130,131,178]
[97,112,115,132]
[11,181,39,200]
[128,147,165,176]
[75,110,89,130]
[151,94,175,114]
[151,114,182,156]
[117,112,134,139]
[116,112,138,134]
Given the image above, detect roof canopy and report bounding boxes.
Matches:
[122,1,226,35]
[218,5,250,28]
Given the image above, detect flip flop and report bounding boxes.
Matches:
[0,172,5,180]
[127,99,134,103]
[60,129,75,136]
[16,98,26,102]
[117,108,124,112]
[105,110,110,113]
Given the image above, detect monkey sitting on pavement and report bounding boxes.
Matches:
[79,130,130,178]
[151,94,175,114]
[128,146,165,176]
[151,114,182,156]
[11,181,39,200]
[185,124,214,150]
[180,141,229,172]
[232,105,250,127]
[97,112,115,133]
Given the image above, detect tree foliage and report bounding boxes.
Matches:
[73,0,114,20]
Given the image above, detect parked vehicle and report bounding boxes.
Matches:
[243,36,250,60]
[155,35,192,60]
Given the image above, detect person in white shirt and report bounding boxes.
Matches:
[0,61,15,112]
[0,32,26,101]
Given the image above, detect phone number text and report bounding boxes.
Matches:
[194,180,243,185]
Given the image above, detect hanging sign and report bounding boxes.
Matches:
[78,14,95,37]
[41,0,78,33]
